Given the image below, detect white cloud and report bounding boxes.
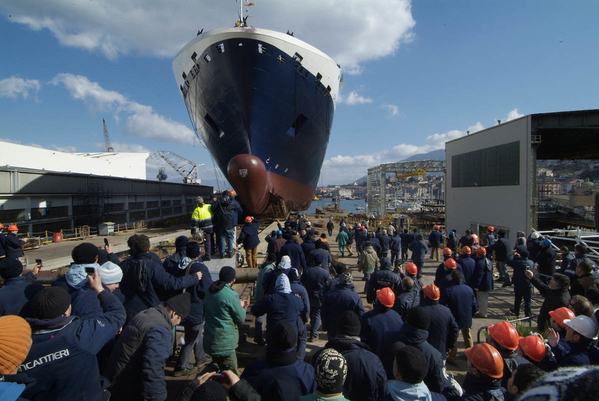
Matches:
[93,141,151,153]
[0,76,41,101]
[2,0,415,73]
[382,104,400,117]
[50,73,196,145]
[505,108,524,122]
[321,121,485,183]
[344,90,373,105]
[51,144,77,152]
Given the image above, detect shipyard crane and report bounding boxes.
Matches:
[102,118,114,152]
[149,151,204,184]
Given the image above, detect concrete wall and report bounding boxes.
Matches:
[445,117,531,246]
[0,141,148,180]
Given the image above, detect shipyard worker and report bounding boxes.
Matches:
[461,343,506,401]
[358,241,379,281]
[400,229,411,261]
[408,234,428,280]
[301,254,331,342]
[262,255,292,296]
[360,287,404,354]
[104,293,191,401]
[457,246,476,288]
[0,223,6,259]
[508,246,534,317]
[203,266,249,375]
[323,262,356,299]
[161,235,191,299]
[506,364,546,399]
[4,224,25,261]
[315,233,331,253]
[389,230,401,266]
[458,229,474,249]
[444,270,477,365]
[241,320,315,397]
[301,348,349,401]
[486,228,512,287]
[485,321,520,388]
[434,257,458,295]
[327,218,334,236]
[0,257,43,317]
[565,244,597,277]
[472,247,494,318]
[119,234,201,322]
[22,276,126,401]
[280,232,307,273]
[527,231,543,263]
[557,245,575,274]
[445,231,458,258]
[483,226,495,247]
[397,262,424,296]
[321,272,364,340]
[379,229,391,258]
[191,196,214,260]
[51,242,104,319]
[428,225,444,261]
[570,260,596,297]
[382,342,445,401]
[394,276,420,320]
[525,268,570,331]
[312,311,387,401]
[365,257,401,303]
[213,190,243,258]
[300,234,316,262]
[344,226,354,256]
[0,315,35,400]
[537,238,557,283]
[420,284,458,359]
[335,227,349,257]
[368,231,382,257]
[288,268,310,360]
[173,243,213,376]
[237,216,261,269]
[253,253,276,346]
[547,315,598,367]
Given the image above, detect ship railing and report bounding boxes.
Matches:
[531,228,599,264]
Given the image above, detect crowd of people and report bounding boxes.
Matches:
[1,214,599,401]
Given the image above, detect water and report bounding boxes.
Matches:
[302,198,367,214]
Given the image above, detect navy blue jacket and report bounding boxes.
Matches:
[300,265,330,303]
[300,240,316,262]
[307,248,332,268]
[527,239,542,263]
[390,235,401,252]
[365,268,402,304]
[161,250,189,300]
[280,240,306,271]
[434,263,459,291]
[119,253,199,321]
[313,337,387,401]
[484,233,495,247]
[238,220,261,249]
[241,358,315,397]
[507,255,534,289]
[529,275,570,331]
[379,234,391,253]
[22,290,125,401]
[459,234,474,249]
[473,256,494,292]
[262,267,290,296]
[551,339,592,367]
[290,280,310,323]
[251,292,305,342]
[0,272,43,317]
[457,255,476,288]
[52,275,103,320]
[184,261,213,325]
[429,231,443,247]
[213,196,242,230]
[461,373,506,401]
[4,234,25,258]
[443,282,477,330]
[393,287,420,319]
[537,246,557,276]
[421,298,459,355]
[400,233,411,248]
[409,240,428,263]
[0,232,6,257]
[487,237,510,262]
[381,324,451,394]
[322,284,365,339]
[369,237,382,255]
[360,303,403,354]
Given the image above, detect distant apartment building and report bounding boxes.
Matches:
[537,180,562,199]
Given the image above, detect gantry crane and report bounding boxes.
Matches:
[149,151,204,184]
[102,118,114,152]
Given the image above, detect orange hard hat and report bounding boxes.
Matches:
[0,223,4,229]
[434,225,440,230]
[444,258,457,269]
[519,335,546,363]
[462,246,472,254]
[229,190,236,197]
[476,247,487,256]
[443,247,453,256]
[487,226,495,232]
[465,343,504,379]
[472,234,479,242]
[549,307,576,328]
[8,224,18,232]
[423,284,440,301]
[488,321,519,350]
[404,262,418,276]
[361,225,365,230]
[376,287,396,307]
[245,216,253,223]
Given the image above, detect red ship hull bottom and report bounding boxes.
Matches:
[227,154,314,215]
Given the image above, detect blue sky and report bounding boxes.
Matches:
[1,0,598,186]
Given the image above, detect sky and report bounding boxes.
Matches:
[1,0,598,187]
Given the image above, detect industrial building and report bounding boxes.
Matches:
[0,141,212,236]
[445,109,599,242]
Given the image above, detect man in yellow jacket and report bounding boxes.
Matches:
[191,196,214,261]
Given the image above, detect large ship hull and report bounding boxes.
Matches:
[173,27,341,214]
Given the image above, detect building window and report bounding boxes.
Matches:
[452,141,520,187]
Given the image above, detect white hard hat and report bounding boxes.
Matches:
[531,232,540,239]
[564,315,599,340]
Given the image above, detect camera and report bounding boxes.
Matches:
[36,259,43,264]
[104,238,109,246]
[211,374,227,384]
[85,267,96,274]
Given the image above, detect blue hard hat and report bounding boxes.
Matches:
[449,231,455,237]
[542,239,552,247]
[277,230,282,235]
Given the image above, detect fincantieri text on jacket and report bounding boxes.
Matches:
[19,349,70,371]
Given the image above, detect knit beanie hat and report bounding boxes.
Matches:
[270,321,298,351]
[337,310,361,337]
[0,257,24,280]
[186,242,202,259]
[31,287,71,319]
[0,316,32,374]
[71,242,99,264]
[219,266,236,283]
[393,342,428,384]
[339,272,353,285]
[166,292,191,318]
[314,348,347,394]
[519,366,599,401]
[288,268,300,282]
[190,380,227,401]
[175,236,190,251]
[334,262,347,275]
[313,254,324,265]
[97,261,123,285]
[407,306,431,331]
